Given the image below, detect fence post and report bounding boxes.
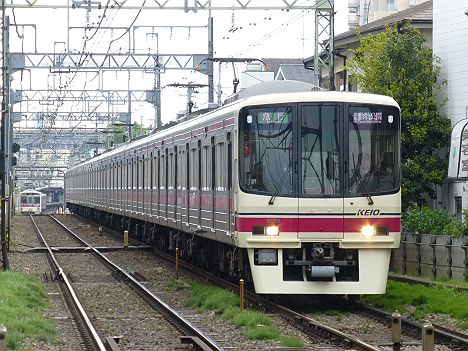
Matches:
[401,233,407,275]
[446,236,453,279]
[123,230,129,248]
[463,237,468,281]
[416,233,422,276]
[391,311,401,351]
[430,235,437,279]
[422,322,434,351]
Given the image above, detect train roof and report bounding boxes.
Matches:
[19,189,45,195]
[67,81,399,173]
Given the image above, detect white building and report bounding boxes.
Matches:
[348,0,430,28]
[433,1,468,216]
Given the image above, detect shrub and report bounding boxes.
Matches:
[403,206,467,237]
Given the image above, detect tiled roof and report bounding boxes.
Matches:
[276,64,315,83]
[336,0,432,43]
[260,58,303,75]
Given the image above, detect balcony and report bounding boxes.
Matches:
[348,0,359,9]
[348,12,359,27]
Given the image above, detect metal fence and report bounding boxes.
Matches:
[391,234,468,281]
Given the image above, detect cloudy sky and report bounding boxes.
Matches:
[9,1,350,127]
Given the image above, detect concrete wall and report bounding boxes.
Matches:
[391,233,468,281]
[433,0,468,214]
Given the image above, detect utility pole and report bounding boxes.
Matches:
[1,5,10,270]
[165,83,209,116]
[313,0,335,90]
[207,2,214,104]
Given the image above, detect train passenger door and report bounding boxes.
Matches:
[200,138,212,232]
[176,145,188,227]
[227,133,234,236]
[153,151,159,219]
[184,144,190,227]
[189,141,201,231]
[298,104,344,239]
[159,149,167,226]
[214,135,229,238]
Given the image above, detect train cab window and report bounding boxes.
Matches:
[300,105,341,195]
[347,105,400,195]
[239,105,294,195]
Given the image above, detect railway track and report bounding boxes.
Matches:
[57,213,468,350]
[29,214,223,351]
[388,273,468,292]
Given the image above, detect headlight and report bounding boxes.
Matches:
[361,225,375,238]
[265,225,280,236]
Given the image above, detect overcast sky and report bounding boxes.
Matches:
[9,2,350,127]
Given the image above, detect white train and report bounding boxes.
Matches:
[65,81,401,295]
[17,189,47,214]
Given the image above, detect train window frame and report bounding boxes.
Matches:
[201,140,211,191]
[190,142,198,191]
[345,103,401,197]
[216,140,226,191]
[299,103,343,198]
[238,103,296,198]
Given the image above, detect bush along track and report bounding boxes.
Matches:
[177,279,304,348]
[362,280,468,330]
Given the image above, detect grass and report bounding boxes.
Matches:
[363,280,468,330]
[183,280,304,347]
[390,271,468,287]
[0,271,56,350]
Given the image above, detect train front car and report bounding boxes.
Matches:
[236,92,400,295]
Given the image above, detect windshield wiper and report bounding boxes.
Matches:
[352,168,374,205]
[268,162,292,205]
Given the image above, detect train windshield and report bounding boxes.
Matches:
[348,105,400,195]
[239,106,294,196]
[239,102,400,197]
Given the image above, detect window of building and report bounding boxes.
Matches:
[387,0,396,11]
[455,196,462,218]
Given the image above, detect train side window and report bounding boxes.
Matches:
[160,151,166,190]
[202,145,211,191]
[168,150,174,190]
[190,147,196,190]
[217,142,226,191]
[177,147,185,191]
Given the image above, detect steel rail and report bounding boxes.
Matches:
[71,213,468,349]
[152,249,379,351]
[29,215,107,351]
[49,215,223,351]
[354,301,468,349]
[388,273,468,292]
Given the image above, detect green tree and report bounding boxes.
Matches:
[103,121,150,147]
[346,24,451,208]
